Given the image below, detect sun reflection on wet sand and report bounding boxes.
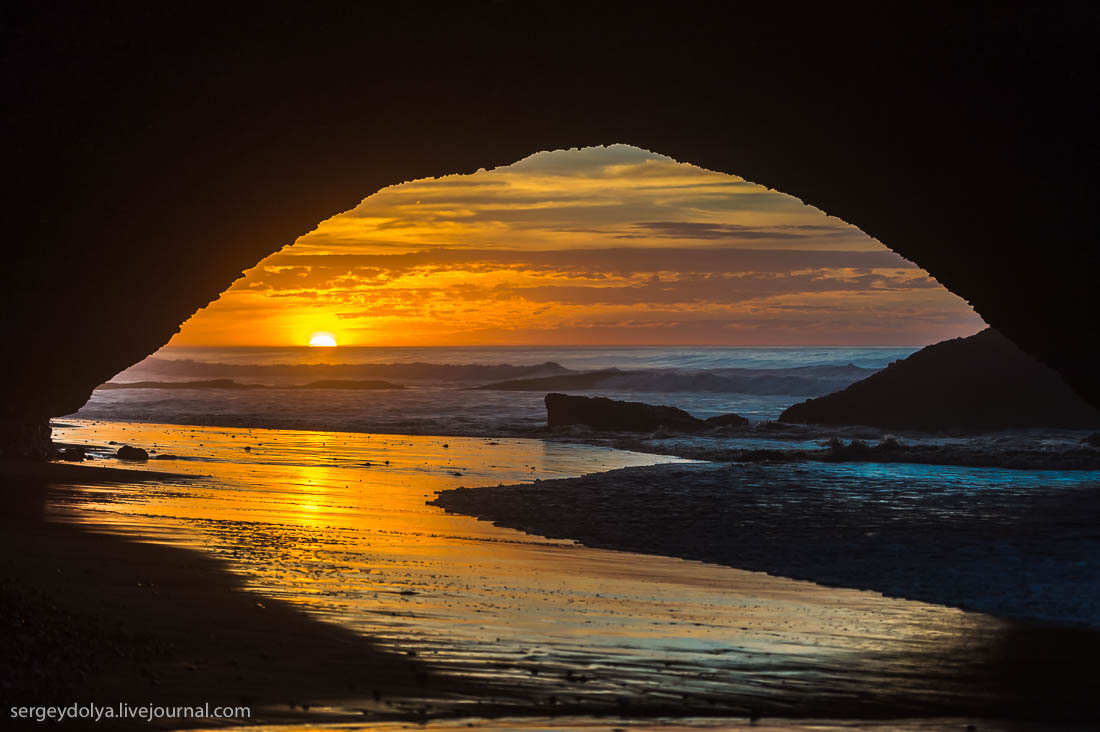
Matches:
[47,420,1035,721]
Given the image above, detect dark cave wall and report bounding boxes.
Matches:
[2,3,1097,455]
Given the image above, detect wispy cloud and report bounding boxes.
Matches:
[170,145,984,346]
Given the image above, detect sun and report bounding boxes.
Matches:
[308,332,338,347]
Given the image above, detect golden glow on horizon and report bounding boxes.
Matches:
[168,145,986,347]
[308,332,338,347]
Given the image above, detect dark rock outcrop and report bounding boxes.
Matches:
[55,446,87,462]
[545,393,746,432]
[779,329,1100,431]
[115,445,150,461]
[704,413,752,428]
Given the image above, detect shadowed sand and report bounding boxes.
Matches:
[0,464,487,728]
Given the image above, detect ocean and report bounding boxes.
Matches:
[68,345,919,435]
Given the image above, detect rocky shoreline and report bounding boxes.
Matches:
[575,428,1100,470]
[432,460,1100,628]
[51,413,1100,472]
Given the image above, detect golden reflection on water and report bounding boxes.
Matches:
[49,420,1014,717]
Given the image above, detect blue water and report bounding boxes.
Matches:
[800,460,1100,492]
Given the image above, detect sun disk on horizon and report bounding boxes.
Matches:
[308,332,338,347]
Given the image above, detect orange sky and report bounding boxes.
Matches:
[170,145,985,347]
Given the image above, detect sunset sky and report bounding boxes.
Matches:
[171,145,985,347]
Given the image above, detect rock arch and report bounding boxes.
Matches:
[3,3,1096,454]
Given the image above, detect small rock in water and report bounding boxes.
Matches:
[116,445,149,461]
[704,412,750,428]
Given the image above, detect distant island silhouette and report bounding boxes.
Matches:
[97,379,404,390]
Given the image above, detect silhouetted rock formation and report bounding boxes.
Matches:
[545,393,746,432]
[3,6,1099,455]
[705,413,752,428]
[55,446,87,462]
[779,329,1100,431]
[115,445,149,461]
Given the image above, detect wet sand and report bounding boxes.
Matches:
[0,468,474,728]
[9,421,1100,729]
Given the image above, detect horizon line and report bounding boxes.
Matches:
[160,343,932,349]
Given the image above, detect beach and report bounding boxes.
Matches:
[4,420,1100,729]
[1,466,453,728]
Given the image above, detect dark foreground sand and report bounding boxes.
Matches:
[0,463,487,729]
[433,461,1100,627]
